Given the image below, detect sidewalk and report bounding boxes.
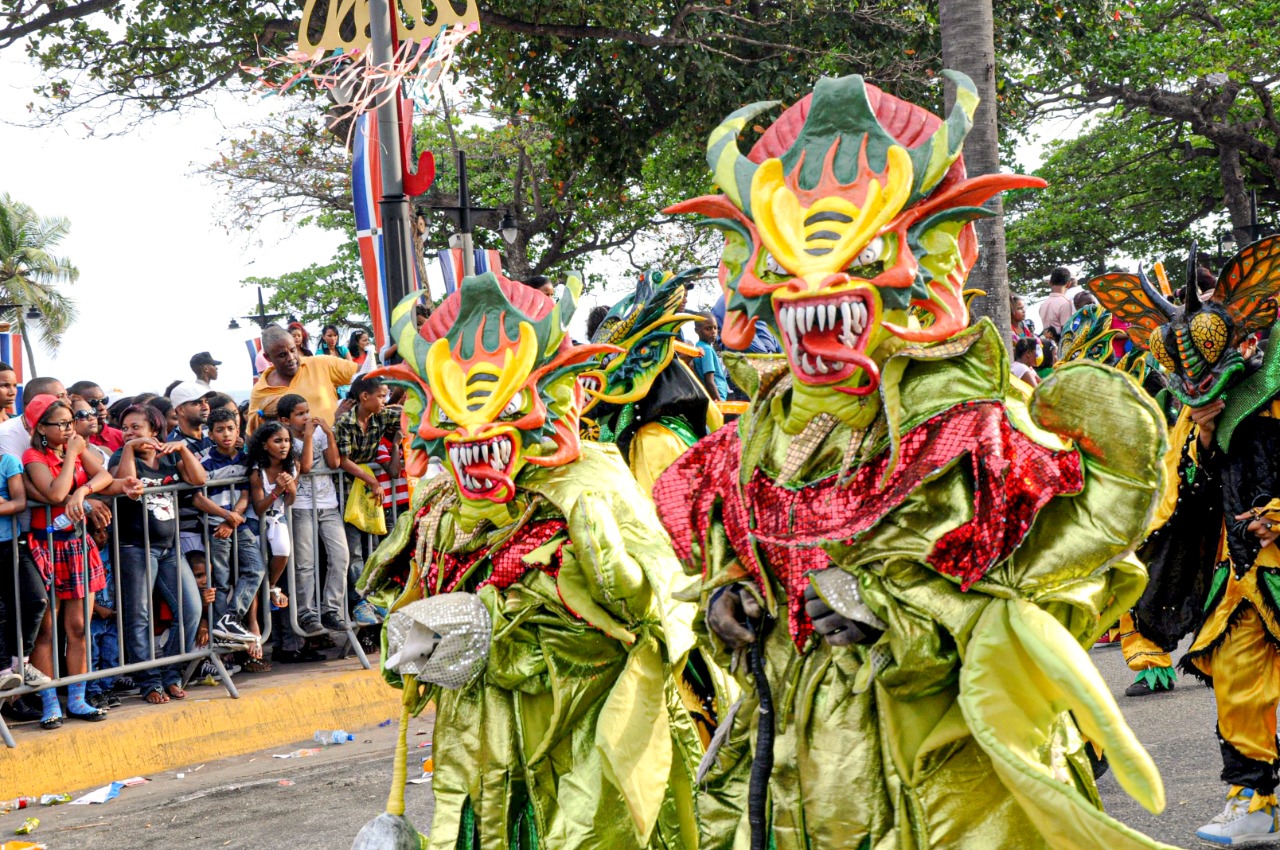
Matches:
[0,656,402,799]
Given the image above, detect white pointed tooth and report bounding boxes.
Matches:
[827,304,837,330]
[500,439,511,465]
[816,355,829,374]
[858,302,868,329]
[491,453,503,470]
[841,302,852,340]
[816,304,826,332]
[782,307,797,342]
[805,305,817,333]
[479,443,489,462]
[800,353,812,374]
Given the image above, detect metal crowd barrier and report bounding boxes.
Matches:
[0,463,404,749]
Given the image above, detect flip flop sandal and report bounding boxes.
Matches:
[165,685,187,700]
[68,707,107,722]
[143,687,169,705]
[243,659,273,673]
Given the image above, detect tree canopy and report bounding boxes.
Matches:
[1004,108,1224,292]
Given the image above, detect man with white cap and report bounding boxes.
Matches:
[168,381,217,558]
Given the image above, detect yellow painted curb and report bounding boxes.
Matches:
[0,668,400,798]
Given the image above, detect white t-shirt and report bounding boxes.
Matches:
[0,416,29,458]
[1011,361,1038,385]
[293,431,339,511]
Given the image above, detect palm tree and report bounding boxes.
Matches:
[0,194,80,376]
[939,0,1014,351]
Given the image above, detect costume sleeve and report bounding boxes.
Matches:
[628,422,692,494]
[1219,412,1280,570]
[956,362,1173,843]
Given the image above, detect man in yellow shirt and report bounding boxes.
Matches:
[248,326,359,431]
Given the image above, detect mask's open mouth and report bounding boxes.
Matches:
[578,372,605,414]
[775,290,879,394]
[446,432,516,501]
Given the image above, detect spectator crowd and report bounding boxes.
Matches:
[0,321,418,733]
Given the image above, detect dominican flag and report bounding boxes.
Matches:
[245,337,265,378]
[436,248,504,295]
[0,331,22,414]
[352,112,392,352]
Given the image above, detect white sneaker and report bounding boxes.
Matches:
[0,669,20,691]
[1196,787,1280,845]
[21,663,51,688]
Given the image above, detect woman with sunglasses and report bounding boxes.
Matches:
[72,398,111,468]
[22,394,136,728]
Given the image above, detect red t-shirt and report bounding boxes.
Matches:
[22,447,89,530]
[90,425,125,453]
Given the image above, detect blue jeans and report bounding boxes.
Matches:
[118,545,201,692]
[87,617,119,696]
[208,522,266,622]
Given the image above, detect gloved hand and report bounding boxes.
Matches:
[804,570,886,647]
[706,583,764,650]
[384,592,491,689]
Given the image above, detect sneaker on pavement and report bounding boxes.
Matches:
[353,600,381,626]
[21,663,51,688]
[112,676,140,695]
[1197,787,1280,845]
[321,612,348,633]
[0,669,21,691]
[212,613,259,645]
[298,614,323,635]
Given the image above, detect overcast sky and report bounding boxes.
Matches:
[1,49,1072,400]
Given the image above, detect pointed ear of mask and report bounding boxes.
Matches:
[1085,270,1176,352]
[1217,234,1280,342]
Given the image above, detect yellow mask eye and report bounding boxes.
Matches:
[1190,312,1228,363]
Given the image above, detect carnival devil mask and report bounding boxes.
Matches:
[579,267,702,415]
[666,72,1044,407]
[377,273,611,504]
[1088,237,1280,407]
[1057,304,1124,367]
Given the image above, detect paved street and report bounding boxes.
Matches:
[0,640,1237,849]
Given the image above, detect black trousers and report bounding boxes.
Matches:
[0,536,50,662]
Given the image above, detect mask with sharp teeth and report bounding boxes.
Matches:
[580,267,704,416]
[373,272,614,506]
[667,72,1045,424]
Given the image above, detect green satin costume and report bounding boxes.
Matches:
[363,441,711,850]
[659,323,1178,850]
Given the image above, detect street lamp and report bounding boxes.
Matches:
[1219,232,1237,264]
[500,211,519,245]
[227,287,285,332]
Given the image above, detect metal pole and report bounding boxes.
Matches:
[369,0,418,313]
[1251,189,1260,243]
[458,150,476,277]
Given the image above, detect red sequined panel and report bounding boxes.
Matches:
[426,519,568,595]
[652,401,1084,647]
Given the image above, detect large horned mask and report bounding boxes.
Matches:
[667,72,1044,411]
[1087,237,1280,407]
